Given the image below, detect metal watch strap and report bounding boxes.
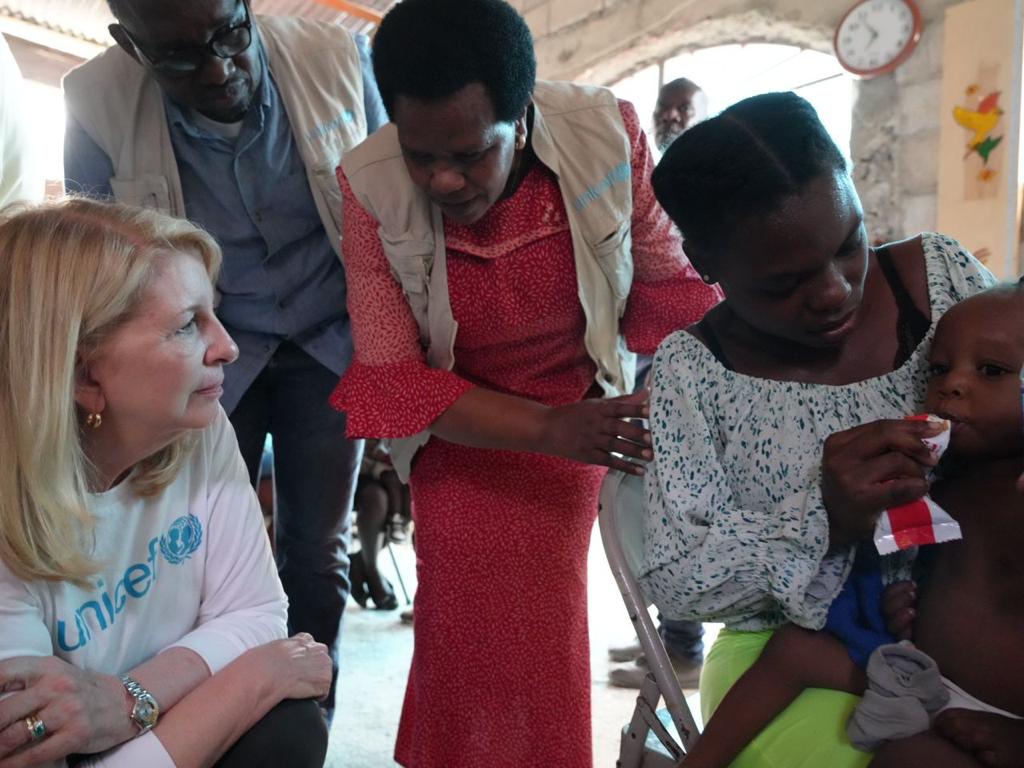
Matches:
[121,676,145,699]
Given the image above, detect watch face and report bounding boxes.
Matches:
[835,0,921,76]
[135,696,159,729]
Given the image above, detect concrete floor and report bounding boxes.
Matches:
[327,525,715,767]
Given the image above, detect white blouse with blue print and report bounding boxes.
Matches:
[640,233,996,632]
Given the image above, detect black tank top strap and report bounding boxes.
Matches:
[695,318,735,371]
[874,246,930,367]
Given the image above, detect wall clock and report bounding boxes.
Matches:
[834,0,924,78]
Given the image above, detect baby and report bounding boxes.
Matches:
[683,282,1024,768]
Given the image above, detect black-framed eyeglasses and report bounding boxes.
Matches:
[119,2,253,77]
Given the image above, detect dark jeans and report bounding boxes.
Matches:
[230,343,363,713]
[216,699,328,768]
[69,700,327,768]
[660,617,704,664]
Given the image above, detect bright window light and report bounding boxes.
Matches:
[22,79,65,184]
[611,43,854,159]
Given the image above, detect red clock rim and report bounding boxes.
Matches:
[833,0,924,78]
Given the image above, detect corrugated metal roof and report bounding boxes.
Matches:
[0,0,394,47]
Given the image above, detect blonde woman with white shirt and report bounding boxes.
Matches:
[0,199,329,768]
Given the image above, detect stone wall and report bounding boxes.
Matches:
[507,0,961,242]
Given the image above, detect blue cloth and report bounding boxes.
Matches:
[63,31,388,412]
[823,544,895,668]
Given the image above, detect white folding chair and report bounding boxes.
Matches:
[599,469,701,768]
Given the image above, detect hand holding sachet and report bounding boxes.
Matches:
[874,415,962,556]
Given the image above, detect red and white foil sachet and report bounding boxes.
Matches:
[874,415,961,556]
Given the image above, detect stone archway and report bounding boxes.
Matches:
[571,9,836,86]
[522,0,958,242]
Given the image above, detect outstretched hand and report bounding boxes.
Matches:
[935,709,1024,767]
[542,390,651,474]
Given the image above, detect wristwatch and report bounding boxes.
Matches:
[121,675,159,734]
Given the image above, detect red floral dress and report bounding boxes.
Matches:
[332,102,720,767]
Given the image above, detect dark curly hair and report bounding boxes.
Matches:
[372,0,537,123]
[652,92,848,255]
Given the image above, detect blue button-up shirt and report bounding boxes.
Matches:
[64,34,388,413]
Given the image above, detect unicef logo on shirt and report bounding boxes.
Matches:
[56,514,207,652]
[159,514,203,565]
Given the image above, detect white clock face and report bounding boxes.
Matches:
[836,0,918,74]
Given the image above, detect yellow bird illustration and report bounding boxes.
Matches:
[953,91,1003,163]
[954,105,1002,147]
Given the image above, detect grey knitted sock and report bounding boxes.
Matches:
[846,642,950,751]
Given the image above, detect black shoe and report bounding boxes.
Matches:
[348,551,369,608]
[387,516,410,544]
[369,577,399,611]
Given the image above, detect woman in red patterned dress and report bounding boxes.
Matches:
[330,0,721,764]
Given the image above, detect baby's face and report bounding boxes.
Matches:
[925,290,1024,461]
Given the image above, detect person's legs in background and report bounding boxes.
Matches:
[661,617,705,665]
[608,617,704,689]
[352,474,399,610]
[380,466,412,543]
[229,342,362,723]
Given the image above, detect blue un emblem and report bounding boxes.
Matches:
[160,514,203,565]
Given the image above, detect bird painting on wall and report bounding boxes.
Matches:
[953,87,1004,172]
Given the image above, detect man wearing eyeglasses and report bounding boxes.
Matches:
[63,0,389,723]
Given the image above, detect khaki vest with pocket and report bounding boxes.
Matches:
[342,80,637,480]
[63,15,366,259]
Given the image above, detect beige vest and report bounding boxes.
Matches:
[343,80,636,479]
[63,15,366,258]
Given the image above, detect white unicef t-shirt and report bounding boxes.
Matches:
[0,407,287,766]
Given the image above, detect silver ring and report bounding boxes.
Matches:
[24,714,46,742]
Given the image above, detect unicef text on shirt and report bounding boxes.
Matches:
[56,515,203,652]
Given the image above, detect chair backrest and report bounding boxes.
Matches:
[599,469,701,752]
[612,468,647,572]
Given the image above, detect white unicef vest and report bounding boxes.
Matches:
[343,81,636,480]
[64,15,367,259]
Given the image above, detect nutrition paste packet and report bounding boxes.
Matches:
[874,414,961,556]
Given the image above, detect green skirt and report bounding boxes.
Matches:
[700,628,873,768]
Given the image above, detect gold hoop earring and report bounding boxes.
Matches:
[515,133,527,150]
[86,412,103,429]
